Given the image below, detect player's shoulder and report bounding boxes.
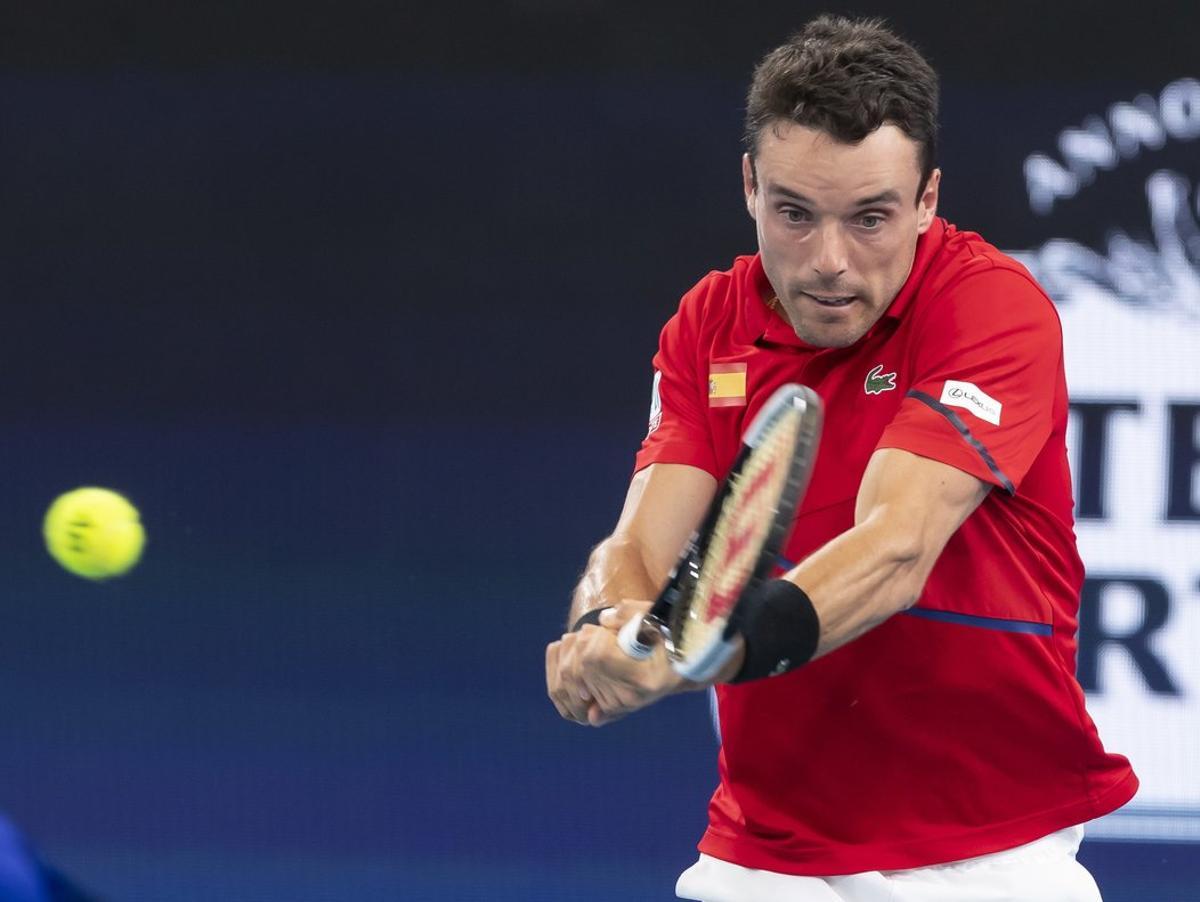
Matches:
[921,221,1060,327]
[678,253,758,307]
[670,253,761,331]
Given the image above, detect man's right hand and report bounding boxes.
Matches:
[549,463,718,723]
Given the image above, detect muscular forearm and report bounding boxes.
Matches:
[567,535,662,629]
[784,508,931,659]
[565,463,716,631]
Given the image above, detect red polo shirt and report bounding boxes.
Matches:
[635,218,1137,875]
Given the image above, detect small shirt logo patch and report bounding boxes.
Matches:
[709,362,748,408]
[940,379,1002,426]
[647,370,663,435]
[864,365,897,395]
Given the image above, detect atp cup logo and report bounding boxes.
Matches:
[1007,78,1200,841]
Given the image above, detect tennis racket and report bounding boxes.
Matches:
[617,383,822,682]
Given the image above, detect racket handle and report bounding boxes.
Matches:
[617,612,661,660]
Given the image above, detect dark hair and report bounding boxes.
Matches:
[744,16,939,199]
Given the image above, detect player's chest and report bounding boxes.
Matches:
[704,340,908,511]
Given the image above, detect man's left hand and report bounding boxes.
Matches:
[547,600,692,726]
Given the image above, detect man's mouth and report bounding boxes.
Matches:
[801,291,857,308]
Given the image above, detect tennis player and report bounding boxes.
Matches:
[545,15,1138,901]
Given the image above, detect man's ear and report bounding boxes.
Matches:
[742,153,758,220]
[916,168,941,234]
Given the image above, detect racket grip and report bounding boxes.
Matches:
[617,613,659,660]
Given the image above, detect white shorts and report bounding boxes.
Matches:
[676,825,1101,901]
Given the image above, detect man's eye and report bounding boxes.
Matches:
[859,214,884,229]
[782,208,810,223]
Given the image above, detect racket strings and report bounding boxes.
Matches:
[676,411,800,656]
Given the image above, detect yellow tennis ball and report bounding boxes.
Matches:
[43,487,146,580]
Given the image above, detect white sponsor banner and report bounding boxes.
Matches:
[1012,77,1200,842]
[1056,296,1200,842]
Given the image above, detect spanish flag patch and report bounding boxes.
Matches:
[708,362,747,408]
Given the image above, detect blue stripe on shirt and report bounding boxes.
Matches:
[774,557,1051,637]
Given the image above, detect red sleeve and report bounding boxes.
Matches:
[633,283,719,479]
[877,267,1062,494]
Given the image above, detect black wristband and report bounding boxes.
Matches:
[570,606,613,632]
[730,579,820,683]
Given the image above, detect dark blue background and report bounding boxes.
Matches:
[1,3,1198,899]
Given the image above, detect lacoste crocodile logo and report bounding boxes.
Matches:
[864,365,897,395]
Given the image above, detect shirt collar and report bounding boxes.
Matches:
[745,216,948,349]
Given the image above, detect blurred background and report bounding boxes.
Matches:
[0,1,1197,899]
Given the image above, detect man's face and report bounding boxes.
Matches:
[743,122,940,348]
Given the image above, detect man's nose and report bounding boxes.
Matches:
[812,223,849,280]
